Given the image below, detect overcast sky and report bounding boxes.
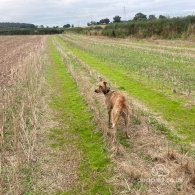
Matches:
[0,0,195,26]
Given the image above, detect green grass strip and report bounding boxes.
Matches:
[46,37,113,194]
[57,36,195,143]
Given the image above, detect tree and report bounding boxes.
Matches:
[133,12,147,21]
[71,24,74,28]
[159,15,167,19]
[113,16,121,23]
[63,24,71,28]
[148,15,156,20]
[104,18,110,24]
[87,21,97,26]
[99,18,110,24]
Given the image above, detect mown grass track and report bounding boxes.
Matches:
[43,37,113,194]
[59,34,195,143]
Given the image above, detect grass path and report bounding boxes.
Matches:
[32,37,113,194]
[59,35,195,143]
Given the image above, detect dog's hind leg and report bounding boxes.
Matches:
[122,109,130,138]
[112,127,117,145]
[111,109,120,129]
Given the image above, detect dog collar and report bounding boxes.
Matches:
[103,88,110,95]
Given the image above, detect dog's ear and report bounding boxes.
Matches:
[99,77,103,81]
[103,81,107,85]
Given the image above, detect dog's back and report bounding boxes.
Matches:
[105,91,127,112]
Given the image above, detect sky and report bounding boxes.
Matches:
[0,0,195,27]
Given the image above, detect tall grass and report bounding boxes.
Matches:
[103,15,195,38]
[0,39,46,194]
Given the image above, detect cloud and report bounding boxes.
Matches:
[0,0,194,26]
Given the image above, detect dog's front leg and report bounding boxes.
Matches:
[108,109,112,128]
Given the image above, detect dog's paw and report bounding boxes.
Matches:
[107,131,111,137]
[108,122,112,129]
[125,132,130,139]
[110,125,115,129]
[126,135,130,139]
[111,124,116,129]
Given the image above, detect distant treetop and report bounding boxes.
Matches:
[133,12,147,20]
[159,15,167,19]
[148,15,156,20]
[63,24,71,28]
[113,16,122,23]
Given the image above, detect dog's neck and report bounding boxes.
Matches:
[103,87,110,95]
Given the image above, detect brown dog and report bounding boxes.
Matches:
[94,78,130,138]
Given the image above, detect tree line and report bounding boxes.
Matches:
[0,22,73,35]
[0,22,35,28]
[66,13,195,39]
[86,13,190,26]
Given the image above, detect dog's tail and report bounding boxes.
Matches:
[122,104,130,126]
[122,103,130,117]
[122,104,130,138]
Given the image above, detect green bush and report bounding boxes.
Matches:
[102,15,195,38]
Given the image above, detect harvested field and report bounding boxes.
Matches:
[1,34,195,194]
[0,35,46,194]
[0,35,45,91]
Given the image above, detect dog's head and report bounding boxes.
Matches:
[94,78,110,95]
